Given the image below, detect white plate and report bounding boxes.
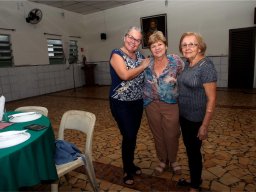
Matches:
[0,132,31,149]
[9,113,42,123]
[0,130,27,138]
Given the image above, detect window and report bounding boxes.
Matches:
[69,40,78,64]
[0,34,13,67]
[47,39,64,64]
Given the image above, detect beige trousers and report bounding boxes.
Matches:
[145,101,180,163]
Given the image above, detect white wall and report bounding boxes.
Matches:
[0,1,87,101]
[84,0,256,60]
[0,0,255,101]
[1,0,255,65]
[0,64,84,101]
[1,1,88,65]
[84,0,255,87]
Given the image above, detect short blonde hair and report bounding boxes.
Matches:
[179,32,207,55]
[148,31,167,48]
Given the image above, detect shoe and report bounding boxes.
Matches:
[123,173,134,185]
[171,162,182,175]
[154,162,166,175]
[177,178,202,187]
[190,180,203,191]
[177,178,190,186]
[132,165,142,176]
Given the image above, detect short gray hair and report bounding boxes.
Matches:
[126,26,142,35]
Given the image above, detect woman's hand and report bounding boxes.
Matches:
[197,125,208,140]
[110,54,149,80]
[140,58,150,69]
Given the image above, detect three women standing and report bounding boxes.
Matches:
[109,28,217,191]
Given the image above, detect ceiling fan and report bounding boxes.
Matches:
[26,8,43,24]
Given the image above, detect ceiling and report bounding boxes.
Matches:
[30,0,144,15]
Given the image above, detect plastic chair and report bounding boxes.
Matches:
[14,106,48,116]
[51,110,98,192]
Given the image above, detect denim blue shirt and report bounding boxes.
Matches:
[143,54,184,106]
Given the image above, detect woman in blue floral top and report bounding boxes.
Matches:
[109,26,150,185]
[143,31,184,175]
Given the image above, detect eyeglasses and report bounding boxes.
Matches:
[181,43,198,49]
[126,34,141,44]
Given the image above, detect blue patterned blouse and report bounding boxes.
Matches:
[109,49,145,101]
[143,54,184,106]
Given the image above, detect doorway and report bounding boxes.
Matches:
[228,27,256,89]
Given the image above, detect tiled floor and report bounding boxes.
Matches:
[6,86,256,192]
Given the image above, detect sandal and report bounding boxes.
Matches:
[123,173,134,185]
[171,162,182,175]
[132,165,142,176]
[154,162,166,175]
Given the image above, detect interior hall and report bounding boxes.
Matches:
[0,0,255,192]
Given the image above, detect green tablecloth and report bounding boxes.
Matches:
[0,112,58,191]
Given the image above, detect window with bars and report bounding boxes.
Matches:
[68,40,78,64]
[0,34,13,67]
[47,39,65,64]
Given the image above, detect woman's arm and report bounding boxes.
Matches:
[110,54,150,81]
[197,82,217,140]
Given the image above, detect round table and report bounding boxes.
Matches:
[0,112,58,191]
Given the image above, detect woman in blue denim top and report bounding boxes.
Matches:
[143,31,184,175]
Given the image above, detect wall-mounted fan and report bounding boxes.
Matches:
[26,8,43,24]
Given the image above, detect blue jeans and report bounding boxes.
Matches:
[110,98,143,174]
[180,116,202,189]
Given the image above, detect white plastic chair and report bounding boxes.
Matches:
[51,110,98,192]
[15,106,48,116]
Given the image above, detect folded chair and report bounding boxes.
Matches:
[15,106,48,116]
[51,110,98,192]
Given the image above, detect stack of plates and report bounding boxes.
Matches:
[0,130,31,149]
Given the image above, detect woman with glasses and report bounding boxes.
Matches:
[177,32,217,192]
[109,26,149,185]
[143,31,184,176]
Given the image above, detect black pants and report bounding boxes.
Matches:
[110,98,143,174]
[180,116,202,189]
